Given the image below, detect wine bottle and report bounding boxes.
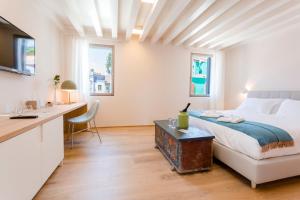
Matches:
[181,103,191,112]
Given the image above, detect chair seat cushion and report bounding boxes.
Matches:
[68,115,90,124]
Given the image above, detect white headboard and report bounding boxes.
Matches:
[248,91,300,100]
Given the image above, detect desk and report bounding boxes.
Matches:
[0,102,87,143]
[0,102,87,200]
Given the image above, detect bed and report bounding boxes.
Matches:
[189,91,300,188]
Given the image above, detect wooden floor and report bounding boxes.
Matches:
[35,126,300,200]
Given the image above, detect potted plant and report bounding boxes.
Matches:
[53,75,60,104]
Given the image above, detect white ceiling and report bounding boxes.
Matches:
[40,0,300,50]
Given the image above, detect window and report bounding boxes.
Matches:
[190,53,211,97]
[88,44,114,96]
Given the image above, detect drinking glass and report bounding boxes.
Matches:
[15,104,24,115]
[171,119,177,129]
[168,118,173,127]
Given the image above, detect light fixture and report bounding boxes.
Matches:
[132,28,143,35]
[61,80,77,104]
[141,0,156,4]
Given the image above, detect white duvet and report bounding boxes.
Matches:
[189,110,300,160]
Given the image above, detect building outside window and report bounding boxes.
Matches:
[88,44,114,96]
[190,53,211,97]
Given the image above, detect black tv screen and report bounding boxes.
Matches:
[0,16,35,75]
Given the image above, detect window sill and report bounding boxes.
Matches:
[90,93,114,96]
[189,95,210,97]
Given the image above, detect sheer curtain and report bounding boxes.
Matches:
[209,51,225,110]
[68,37,89,101]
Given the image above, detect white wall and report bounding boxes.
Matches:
[224,23,300,109]
[0,0,63,113]
[64,36,218,127]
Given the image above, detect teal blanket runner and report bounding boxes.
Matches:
[189,111,294,152]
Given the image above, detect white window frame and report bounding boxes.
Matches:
[89,44,115,96]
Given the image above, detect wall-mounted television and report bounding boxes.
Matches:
[0,16,35,75]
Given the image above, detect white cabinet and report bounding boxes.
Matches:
[0,116,64,200]
[41,116,64,183]
[0,127,42,200]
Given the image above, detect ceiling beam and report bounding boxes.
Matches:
[35,0,64,30]
[162,0,216,45]
[185,0,264,47]
[198,0,290,48]
[139,0,167,42]
[64,0,85,37]
[111,0,119,39]
[90,0,103,37]
[209,0,300,49]
[126,0,142,40]
[172,0,239,46]
[42,0,84,36]
[218,14,300,50]
[68,15,85,37]
[150,0,192,43]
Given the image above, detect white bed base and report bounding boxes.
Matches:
[213,141,300,188]
[212,90,300,188]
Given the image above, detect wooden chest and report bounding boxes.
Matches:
[154,120,215,173]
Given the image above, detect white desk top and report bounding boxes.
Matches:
[0,102,87,143]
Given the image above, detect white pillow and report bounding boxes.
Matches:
[276,99,300,118]
[237,98,284,114]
